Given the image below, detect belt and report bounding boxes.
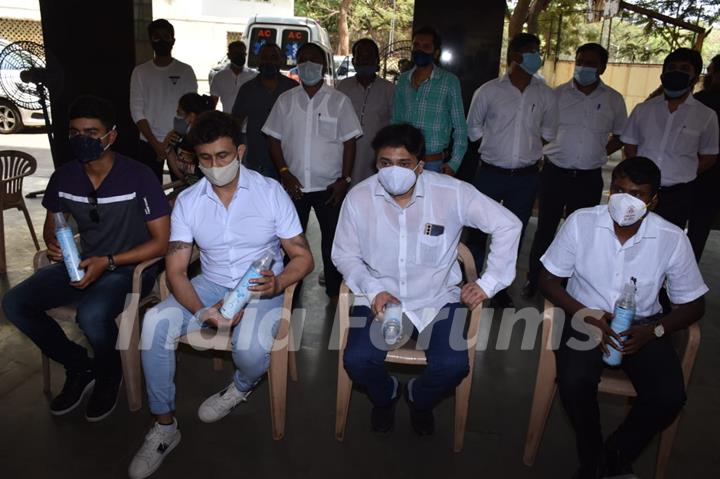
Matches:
[544,160,601,178]
[481,160,540,176]
[425,150,449,162]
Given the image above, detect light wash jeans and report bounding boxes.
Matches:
[140,274,283,415]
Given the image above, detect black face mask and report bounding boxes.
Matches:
[152,39,173,57]
[229,54,246,67]
[259,63,280,78]
[69,131,112,163]
[660,70,692,91]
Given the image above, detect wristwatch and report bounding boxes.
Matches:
[107,255,117,271]
[654,322,665,338]
[342,176,352,184]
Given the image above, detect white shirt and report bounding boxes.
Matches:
[541,205,708,318]
[332,171,522,332]
[210,66,257,113]
[336,76,395,186]
[467,74,558,169]
[621,94,719,186]
[262,84,363,192]
[130,59,198,143]
[170,166,302,288]
[544,80,627,170]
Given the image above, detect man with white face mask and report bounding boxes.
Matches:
[264,42,362,301]
[539,157,707,479]
[129,111,314,479]
[332,124,521,436]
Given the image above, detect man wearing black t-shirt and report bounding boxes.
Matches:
[2,96,170,421]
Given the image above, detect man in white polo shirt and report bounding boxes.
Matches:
[524,43,626,299]
[539,157,707,479]
[209,41,257,113]
[264,42,362,301]
[622,48,719,229]
[128,111,314,479]
[333,124,521,436]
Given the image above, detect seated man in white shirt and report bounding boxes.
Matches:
[129,111,314,479]
[332,124,522,436]
[539,157,707,479]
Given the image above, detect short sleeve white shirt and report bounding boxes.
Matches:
[210,66,257,113]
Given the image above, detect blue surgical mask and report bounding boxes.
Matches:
[297,61,324,86]
[69,128,113,163]
[519,51,542,75]
[661,71,692,98]
[411,50,434,67]
[173,116,188,136]
[573,66,599,86]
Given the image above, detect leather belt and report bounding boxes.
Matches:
[481,160,540,176]
[424,150,449,162]
[544,160,601,178]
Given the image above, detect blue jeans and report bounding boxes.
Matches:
[2,262,156,380]
[343,303,470,411]
[468,167,540,273]
[140,274,283,415]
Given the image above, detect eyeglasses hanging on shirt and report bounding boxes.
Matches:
[358,82,374,127]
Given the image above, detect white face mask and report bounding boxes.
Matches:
[377,164,420,196]
[608,193,649,227]
[198,156,239,187]
[297,61,324,86]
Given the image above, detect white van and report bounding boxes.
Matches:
[244,16,336,84]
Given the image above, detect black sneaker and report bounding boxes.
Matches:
[371,379,401,435]
[404,381,434,436]
[601,440,636,478]
[85,376,122,422]
[49,369,95,416]
[488,289,515,309]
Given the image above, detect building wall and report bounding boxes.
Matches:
[0,0,42,43]
[151,0,294,93]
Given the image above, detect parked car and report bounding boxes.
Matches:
[334,55,355,81]
[0,38,47,134]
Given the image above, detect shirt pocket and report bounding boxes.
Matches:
[318,116,338,140]
[524,103,543,133]
[416,233,443,267]
[590,108,614,133]
[674,127,700,155]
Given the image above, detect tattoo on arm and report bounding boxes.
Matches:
[168,241,192,255]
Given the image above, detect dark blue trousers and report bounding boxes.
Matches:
[343,303,470,411]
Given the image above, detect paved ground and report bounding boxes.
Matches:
[0,131,718,478]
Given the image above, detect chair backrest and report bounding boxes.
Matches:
[0,150,37,197]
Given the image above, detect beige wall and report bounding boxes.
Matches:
[541,60,664,114]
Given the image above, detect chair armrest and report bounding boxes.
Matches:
[680,322,702,387]
[338,281,354,352]
[131,256,165,295]
[162,179,186,191]
[33,249,52,271]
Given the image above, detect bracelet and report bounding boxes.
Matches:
[279,166,289,174]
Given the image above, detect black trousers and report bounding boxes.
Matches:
[137,139,165,182]
[293,189,342,297]
[688,164,720,260]
[655,182,693,230]
[527,162,603,285]
[556,319,686,472]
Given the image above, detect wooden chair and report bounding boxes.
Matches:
[34,250,164,412]
[157,268,299,440]
[335,242,482,452]
[523,300,702,479]
[1,150,40,273]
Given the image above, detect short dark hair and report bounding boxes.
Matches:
[228,41,246,52]
[259,42,282,57]
[297,42,326,64]
[612,157,661,195]
[576,42,609,66]
[507,32,541,65]
[352,38,380,59]
[148,19,174,38]
[187,111,243,148]
[709,54,720,71]
[412,25,441,51]
[68,95,116,131]
[371,124,426,161]
[663,47,703,77]
[178,93,215,115]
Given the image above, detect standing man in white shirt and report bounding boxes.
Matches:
[539,157,707,479]
[622,48,719,229]
[337,38,394,186]
[129,111,313,479]
[332,124,521,436]
[130,19,198,181]
[523,43,627,299]
[264,42,362,301]
[209,41,257,113]
[466,32,558,308]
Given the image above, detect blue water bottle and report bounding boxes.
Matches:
[220,250,275,320]
[54,212,84,282]
[604,277,637,366]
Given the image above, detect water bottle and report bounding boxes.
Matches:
[382,302,403,346]
[54,212,84,282]
[219,250,275,320]
[604,277,637,366]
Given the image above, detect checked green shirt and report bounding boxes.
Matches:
[392,65,468,172]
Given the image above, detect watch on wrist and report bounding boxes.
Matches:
[107,255,117,271]
[654,322,665,338]
[342,176,352,184]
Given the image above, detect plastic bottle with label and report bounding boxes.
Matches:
[220,250,275,320]
[604,277,637,366]
[382,302,403,346]
[54,212,85,282]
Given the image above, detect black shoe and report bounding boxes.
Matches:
[488,289,515,309]
[371,386,400,436]
[85,376,122,422]
[404,381,434,436]
[601,441,635,478]
[49,369,95,416]
[521,280,538,300]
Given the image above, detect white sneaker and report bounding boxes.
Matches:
[197,382,251,423]
[128,422,181,479]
